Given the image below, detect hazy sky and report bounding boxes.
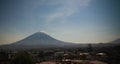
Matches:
[0,0,120,44]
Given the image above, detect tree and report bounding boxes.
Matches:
[12,51,35,64]
[0,51,8,60]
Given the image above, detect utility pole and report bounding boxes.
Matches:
[88,44,93,53]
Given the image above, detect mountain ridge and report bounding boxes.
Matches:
[0,32,80,50]
[0,32,120,50]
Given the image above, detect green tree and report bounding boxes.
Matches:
[0,51,8,60]
[12,51,35,64]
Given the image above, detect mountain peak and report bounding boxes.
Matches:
[33,32,47,35]
[27,32,52,40]
[30,32,50,37]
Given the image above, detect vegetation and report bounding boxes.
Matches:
[12,51,35,64]
[0,51,8,60]
[97,45,120,64]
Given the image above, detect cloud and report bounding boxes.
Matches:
[42,0,91,23]
[16,0,91,25]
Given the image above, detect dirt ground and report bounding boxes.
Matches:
[39,60,107,64]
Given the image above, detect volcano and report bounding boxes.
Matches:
[0,32,80,50]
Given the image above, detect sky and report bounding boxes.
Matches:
[0,0,120,44]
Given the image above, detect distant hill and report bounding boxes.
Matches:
[107,38,120,45]
[93,38,120,47]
